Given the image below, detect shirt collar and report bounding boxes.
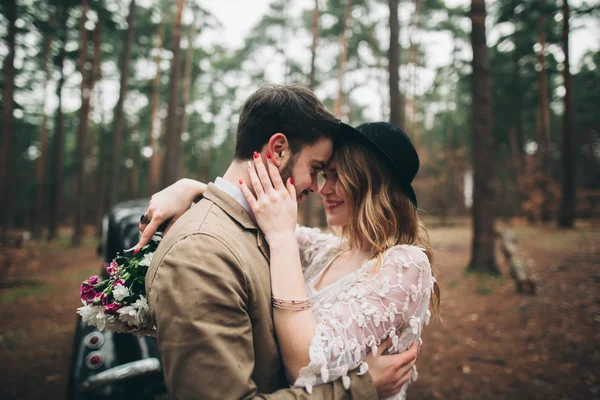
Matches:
[214,177,254,219]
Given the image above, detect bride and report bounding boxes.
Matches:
[138,122,440,399]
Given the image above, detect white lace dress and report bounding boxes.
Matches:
[292,226,435,400]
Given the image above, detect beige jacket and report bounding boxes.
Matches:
[146,183,377,399]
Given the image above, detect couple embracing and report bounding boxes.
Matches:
[136,84,440,399]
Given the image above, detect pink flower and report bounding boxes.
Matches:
[100,294,109,306]
[113,279,125,287]
[107,262,119,276]
[80,283,97,302]
[104,302,121,315]
[86,275,99,286]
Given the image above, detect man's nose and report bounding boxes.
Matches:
[308,177,319,193]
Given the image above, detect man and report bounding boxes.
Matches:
[143,85,418,399]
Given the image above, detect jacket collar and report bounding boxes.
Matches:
[203,183,270,261]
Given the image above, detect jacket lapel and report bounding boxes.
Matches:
[257,233,270,262]
[204,183,270,262]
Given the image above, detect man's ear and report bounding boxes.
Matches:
[267,133,289,167]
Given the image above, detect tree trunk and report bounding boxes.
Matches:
[333,0,352,118]
[1,0,17,242]
[148,21,165,196]
[388,0,403,128]
[536,0,553,221]
[88,5,103,229]
[308,0,319,89]
[536,0,551,171]
[108,0,137,212]
[33,10,55,239]
[48,6,67,242]
[162,0,186,188]
[72,0,91,246]
[467,0,500,275]
[406,0,421,134]
[558,0,576,227]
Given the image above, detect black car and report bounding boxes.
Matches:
[68,200,167,400]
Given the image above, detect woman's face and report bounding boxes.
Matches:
[319,160,350,227]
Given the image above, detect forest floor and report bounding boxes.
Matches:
[0,219,598,400]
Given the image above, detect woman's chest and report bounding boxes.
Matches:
[313,252,365,292]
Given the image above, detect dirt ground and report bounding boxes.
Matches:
[0,219,598,400]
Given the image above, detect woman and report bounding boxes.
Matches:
[140,122,440,399]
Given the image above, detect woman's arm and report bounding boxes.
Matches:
[241,154,422,397]
[136,178,206,251]
[239,153,316,382]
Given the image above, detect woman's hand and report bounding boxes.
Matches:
[135,178,206,252]
[366,340,419,399]
[240,152,297,241]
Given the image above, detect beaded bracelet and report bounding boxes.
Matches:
[272,296,311,311]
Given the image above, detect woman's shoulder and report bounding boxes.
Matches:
[381,244,430,270]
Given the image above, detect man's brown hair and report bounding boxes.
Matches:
[234,84,339,159]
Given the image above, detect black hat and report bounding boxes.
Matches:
[339,121,419,209]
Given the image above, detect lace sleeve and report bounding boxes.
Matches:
[293,245,435,393]
[295,225,341,270]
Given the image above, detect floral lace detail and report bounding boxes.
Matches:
[293,226,434,399]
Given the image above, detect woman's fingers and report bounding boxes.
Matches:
[286,176,296,200]
[247,159,265,198]
[377,337,394,356]
[252,152,275,195]
[266,152,286,193]
[135,213,163,252]
[239,179,258,210]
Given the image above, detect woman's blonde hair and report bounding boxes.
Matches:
[333,140,440,317]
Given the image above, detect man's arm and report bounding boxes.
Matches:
[149,234,378,400]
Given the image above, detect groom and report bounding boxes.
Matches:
[145,85,418,399]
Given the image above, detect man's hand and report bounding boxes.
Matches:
[366,340,419,399]
[136,178,206,252]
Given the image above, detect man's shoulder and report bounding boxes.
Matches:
[167,197,242,243]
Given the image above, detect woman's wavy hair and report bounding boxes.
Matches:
[333,140,441,317]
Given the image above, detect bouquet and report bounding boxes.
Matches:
[77,234,161,336]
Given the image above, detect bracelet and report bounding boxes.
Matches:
[272,296,311,311]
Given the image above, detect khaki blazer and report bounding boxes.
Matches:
[146,184,377,399]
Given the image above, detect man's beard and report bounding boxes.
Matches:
[279,154,309,200]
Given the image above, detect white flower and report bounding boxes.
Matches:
[138,252,154,267]
[118,305,139,326]
[112,284,130,302]
[78,304,106,329]
[151,235,162,243]
[320,365,329,382]
[134,296,150,326]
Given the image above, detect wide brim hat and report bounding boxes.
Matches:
[339,121,419,209]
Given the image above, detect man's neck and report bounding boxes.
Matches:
[222,160,256,197]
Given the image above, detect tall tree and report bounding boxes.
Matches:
[72,0,91,246]
[162,0,186,187]
[1,0,17,242]
[108,0,137,212]
[467,0,500,274]
[558,0,576,227]
[33,10,56,239]
[148,20,165,196]
[47,5,68,241]
[333,0,352,117]
[388,0,404,127]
